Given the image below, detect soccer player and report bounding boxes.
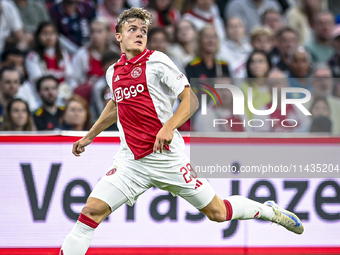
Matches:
[60,8,304,255]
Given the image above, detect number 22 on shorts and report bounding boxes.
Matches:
[180,163,197,183]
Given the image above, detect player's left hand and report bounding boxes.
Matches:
[153,125,173,153]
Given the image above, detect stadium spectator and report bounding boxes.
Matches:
[305,11,335,63]
[49,0,96,53]
[0,1,30,54]
[193,77,247,132]
[72,18,116,89]
[96,86,118,131]
[1,98,35,131]
[272,27,300,72]
[185,24,229,83]
[184,24,230,132]
[241,50,272,120]
[91,50,120,125]
[33,75,64,130]
[287,47,312,98]
[259,68,310,132]
[309,97,332,133]
[44,0,59,9]
[328,25,340,97]
[97,0,126,33]
[0,67,21,126]
[168,19,197,73]
[148,0,180,42]
[60,95,92,131]
[261,9,285,35]
[147,27,170,54]
[183,0,226,42]
[13,0,50,37]
[218,17,252,78]
[310,115,332,133]
[250,26,274,53]
[286,0,326,45]
[225,0,280,35]
[148,0,180,26]
[329,25,340,78]
[1,48,38,112]
[0,48,26,78]
[310,97,331,118]
[25,22,75,91]
[310,63,340,135]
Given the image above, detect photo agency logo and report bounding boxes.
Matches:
[199,82,312,129]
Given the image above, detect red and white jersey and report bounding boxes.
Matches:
[106,48,189,160]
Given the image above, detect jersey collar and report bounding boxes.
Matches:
[120,48,149,64]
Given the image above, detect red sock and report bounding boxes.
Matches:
[223,199,233,221]
[78,213,99,229]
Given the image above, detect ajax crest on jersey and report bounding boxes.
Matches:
[131,67,142,78]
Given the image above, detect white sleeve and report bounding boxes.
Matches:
[25,51,44,85]
[151,51,190,97]
[3,1,23,32]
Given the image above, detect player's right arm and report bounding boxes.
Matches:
[72,100,117,156]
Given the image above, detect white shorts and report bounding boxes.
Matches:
[89,150,215,211]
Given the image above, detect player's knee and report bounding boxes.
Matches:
[81,204,102,218]
[205,210,226,222]
[81,199,111,222]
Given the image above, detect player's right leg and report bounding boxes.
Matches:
[60,156,151,255]
[60,180,128,255]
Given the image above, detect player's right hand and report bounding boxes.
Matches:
[72,137,93,157]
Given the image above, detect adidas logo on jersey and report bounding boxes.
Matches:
[195,180,203,189]
[114,75,120,82]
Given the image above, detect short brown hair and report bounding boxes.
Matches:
[115,7,153,33]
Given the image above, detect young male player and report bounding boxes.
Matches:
[60,8,304,255]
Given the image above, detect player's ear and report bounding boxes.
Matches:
[116,33,122,43]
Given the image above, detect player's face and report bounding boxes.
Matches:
[116,18,148,55]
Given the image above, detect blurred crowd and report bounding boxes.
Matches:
[0,0,340,134]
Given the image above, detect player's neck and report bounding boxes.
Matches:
[122,48,146,61]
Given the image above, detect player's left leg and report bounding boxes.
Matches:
[149,152,303,235]
[198,194,304,234]
[200,194,276,222]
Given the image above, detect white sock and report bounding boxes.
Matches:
[226,195,275,221]
[60,216,97,255]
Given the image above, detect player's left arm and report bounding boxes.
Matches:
[153,86,198,153]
